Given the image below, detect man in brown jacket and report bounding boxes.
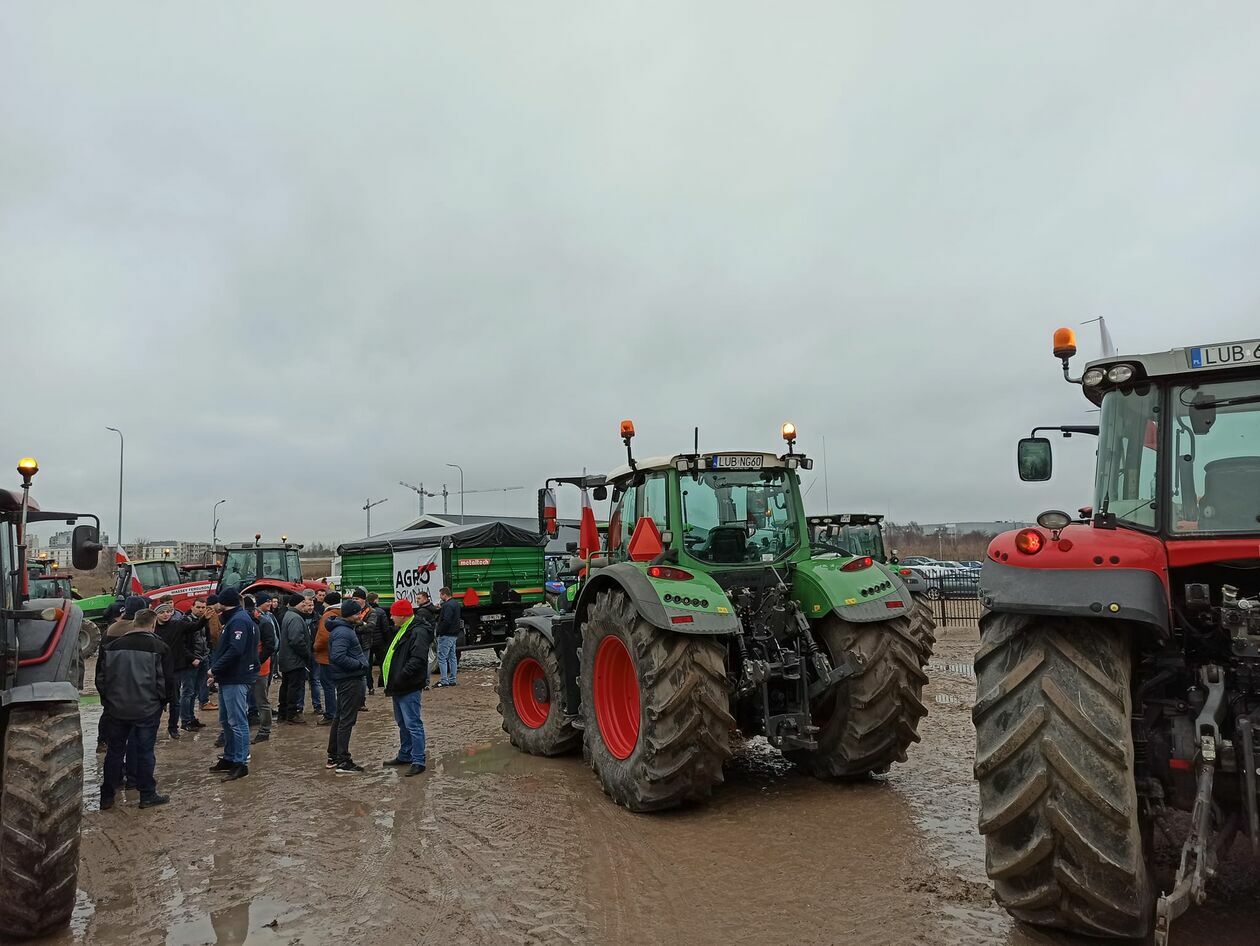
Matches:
[312,591,341,724]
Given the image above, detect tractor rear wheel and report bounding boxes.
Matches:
[973,613,1152,938]
[580,590,733,811]
[79,619,101,662]
[497,628,579,756]
[787,607,934,777]
[0,703,83,940]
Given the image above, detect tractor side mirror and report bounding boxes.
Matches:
[71,524,103,570]
[593,485,608,502]
[1017,438,1053,482]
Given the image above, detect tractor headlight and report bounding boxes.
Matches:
[1082,368,1105,387]
[1106,364,1135,384]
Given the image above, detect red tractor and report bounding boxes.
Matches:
[214,537,327,601]
[976,328,1260,944]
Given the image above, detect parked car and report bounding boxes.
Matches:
[899,555,936,567]
[907,563,980,599]
[961,560,983,570]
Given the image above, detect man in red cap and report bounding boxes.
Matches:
[381,598,430,776]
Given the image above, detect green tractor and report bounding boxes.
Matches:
[496,422,936,810]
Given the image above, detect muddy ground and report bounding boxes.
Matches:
[46,628,1260,946]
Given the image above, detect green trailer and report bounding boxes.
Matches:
[336,521,547,654]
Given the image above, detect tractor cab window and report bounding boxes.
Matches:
[642,474,669,530]
[134,561,182,591]
[1095,387,1160,530]
[221,550,257,589]
[1172,378,1260,533]
[261,550,285,580]
[0,525,12,609]
[285,550,301,581]
[609,484,637,559]
[682,470,799,564]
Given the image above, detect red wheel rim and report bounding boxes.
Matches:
[512,658,550,729]
[593,635,640,760]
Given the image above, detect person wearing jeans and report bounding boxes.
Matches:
[313,592,342,723]
[434,587,463,687]
[382,599,430,777]
[207,588,259,781]
[326,599,370,772]
[95,609,172,810]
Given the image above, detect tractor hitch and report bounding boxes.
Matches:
[1156,665,1229,946]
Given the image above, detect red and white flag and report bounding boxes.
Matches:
[542,487,558,535]
[115,545,130,565]
[579,488,600,559]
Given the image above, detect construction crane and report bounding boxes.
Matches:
[400,481,525,517]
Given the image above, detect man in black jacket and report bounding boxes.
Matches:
[180,599,211,731]
[96,609,172,809]
[277,594,313,722]
[154,602,187,740]
[434,587,463,687]
[413,591,439,690]
[366,592,391,689]
[381,599,430,776]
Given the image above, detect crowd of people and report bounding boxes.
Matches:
[92,583,464,809]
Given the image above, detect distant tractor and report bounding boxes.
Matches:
[25,562,99,662]
[976,329,1260,943]
[0,457,103,939]
[810,512,930,598]
[215,537,327,601]
[496,423,936,811]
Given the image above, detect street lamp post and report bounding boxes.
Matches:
[446,463,465,524]
[106,427,124,549]
[213,498,227,549]
[363,497,388,536]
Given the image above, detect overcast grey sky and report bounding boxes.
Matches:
[5,3,1260,544]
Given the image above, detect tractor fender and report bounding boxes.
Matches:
[980,559,1170,637]
[513,608,559,647]
[792,558,912,624]
[6,600,84,700]
[576,564,741,636]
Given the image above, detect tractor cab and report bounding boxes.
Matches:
[114,559,184,597]
[26,561,73,600]
[808,513,888,562]
[217,541,302,590]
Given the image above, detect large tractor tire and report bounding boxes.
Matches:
[787,607,934,777]
[0,703,84,940]
[79,619,101,662]
[580,590,733,811]
[497,628,580,756]
[973,613,1152,938]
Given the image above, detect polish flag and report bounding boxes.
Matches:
[115,545,130,565]
[579,488,600,559]
[542,488,558,536]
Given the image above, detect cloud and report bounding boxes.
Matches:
[5,2,1260,542]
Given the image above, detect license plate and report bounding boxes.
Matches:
[1189,341,1260,370]
[708,454,763,471]
[480,613,504,622]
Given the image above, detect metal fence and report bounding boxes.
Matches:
[921,573,983,626]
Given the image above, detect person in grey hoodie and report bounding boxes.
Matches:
[326,599,370,773]
[277,594,313,722]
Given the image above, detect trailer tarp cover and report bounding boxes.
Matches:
[337,521,543,555]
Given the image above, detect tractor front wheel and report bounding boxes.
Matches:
[497,628,579,756]
[581,590,733,811]
[79,619,101,662]
[0,703,84,940]
[787,607,934,777]
[973,613,1152,938]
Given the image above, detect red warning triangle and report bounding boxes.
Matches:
[628,517,664,562]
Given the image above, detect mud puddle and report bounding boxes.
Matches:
[55,647,1260,945]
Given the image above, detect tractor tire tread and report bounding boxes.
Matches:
[973,612,1152,939]
[581,590,732,811]
[496,628,580,757]
[0,703,83,940]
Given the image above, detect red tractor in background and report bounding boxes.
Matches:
[976,328,1260,944]
[214,536,327,601]
[112,536,325,611]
